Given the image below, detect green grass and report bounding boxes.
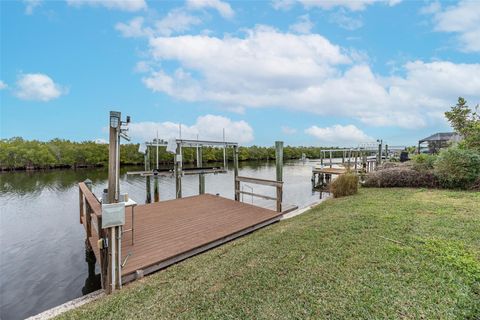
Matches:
[58,188,480,319]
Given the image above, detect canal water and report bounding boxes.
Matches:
[0,160,325,320]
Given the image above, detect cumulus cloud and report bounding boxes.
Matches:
[66,0,147,11]
[24,0,42,15]
[305,124,373,146]
[329,9,363,30]
[0,81,7,90]
[116,9,202,38]
[129,115,254,143]
[425,1,480,52]
[155,9,202,36]
[289,14,314,34]
[15,73,65,101]
[115,17,153,38]
[186,0,234,18]
[139,26,480,128]
[272,0,401,11]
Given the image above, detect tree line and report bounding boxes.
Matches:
[0,137,352,171]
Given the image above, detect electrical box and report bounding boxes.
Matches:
[101,202,125,228]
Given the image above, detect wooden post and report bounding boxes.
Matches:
[197,147,205,194]
[153,171,159,202]
[377,141,382,166]
[354,151,358,172]
[145,149,151,204]
[79,188,84,224]
[275,141,283,213]
[108,111,120,204]
[342,150,345,164]
[320,150,323,166]
[233,145,239,201]
[84,179,93,238]
[175,142,182,199]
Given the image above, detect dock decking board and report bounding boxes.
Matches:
[83,194,283,283]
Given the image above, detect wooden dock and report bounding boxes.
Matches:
[80,184,285,285]
[312,167,348,175]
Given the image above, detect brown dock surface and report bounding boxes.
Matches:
[83,193,283,283]
[313,167,348,175]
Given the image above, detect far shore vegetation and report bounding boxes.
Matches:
[0,138,358,171]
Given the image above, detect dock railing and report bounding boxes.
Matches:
[79,180,113,292]
[235,176,283,212]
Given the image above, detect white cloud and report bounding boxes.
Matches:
[273,0,401,11]
[24,0,42,15]
[140,26,480,128]
[289,14,314,34]
[129,115,254,143]
[15,73,65,101]
[427,1,480,52]
[0,81,7,90]
[66,0,147,11]
[282,126,297,134]
[305,124,373,146]
[116,9,202,38]
[329,9,363,30]
[186,0,234,18]
[155,9,202,36]
[115,17,153,38]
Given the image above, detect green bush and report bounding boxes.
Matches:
[411,154,437,172]
[329,172,359,198]
[363,167,439,188]
[434,147,480,189]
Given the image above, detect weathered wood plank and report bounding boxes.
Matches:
[236,176,283,187]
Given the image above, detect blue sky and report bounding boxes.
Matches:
[1,0,479,147]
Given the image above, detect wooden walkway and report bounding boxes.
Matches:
[81,191,284,284]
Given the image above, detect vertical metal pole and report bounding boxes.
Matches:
[223,128,226,169]
[110,227,116,292]
[156,130,159,170]
[320,150,323,166]
[198,147,205,194]
[116,225,122,289]
[145,147,151,203]
[275,141,283,213]
[233,145,239,201]
[175,142,182,199]
[329,150,332,168]
[385,144,389,160]
[116,135,120,202]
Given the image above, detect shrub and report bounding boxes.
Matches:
[329,172,359,198]
[363,167,439,188]
[434,147,480,189]
[411,154,437,172]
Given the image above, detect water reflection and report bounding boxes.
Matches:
[82,246,101,295]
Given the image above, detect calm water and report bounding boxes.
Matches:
[0,160,324,320]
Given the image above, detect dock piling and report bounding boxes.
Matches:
[275,141,283,213]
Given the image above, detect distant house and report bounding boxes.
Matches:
[418,132,461,154]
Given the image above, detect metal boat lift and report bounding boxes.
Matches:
[127,138,239,202]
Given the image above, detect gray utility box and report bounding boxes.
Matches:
[101,202,126,228]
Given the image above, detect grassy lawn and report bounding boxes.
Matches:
[59,188,480,319]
